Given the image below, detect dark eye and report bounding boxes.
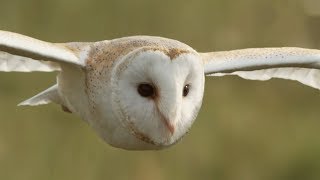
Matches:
[183,84,190,97]
[137,83,155,98]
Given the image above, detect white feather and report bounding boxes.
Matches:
[18,84,63,106]
[201,47,320,89]
[0,51,60,72]
[211,68,320,89]
[0,30,83,72]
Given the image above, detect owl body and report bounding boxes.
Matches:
[57,36,204,149]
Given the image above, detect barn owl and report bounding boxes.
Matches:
[1,30,320,150]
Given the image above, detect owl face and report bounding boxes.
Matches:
[111,47,205,148]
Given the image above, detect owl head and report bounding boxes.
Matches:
[108,39,205,149]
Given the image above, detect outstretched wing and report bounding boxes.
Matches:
[0,30,84,72]
[201,47,320,89]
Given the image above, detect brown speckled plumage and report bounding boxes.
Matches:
[84,36,195,114]
[86,36,195,71]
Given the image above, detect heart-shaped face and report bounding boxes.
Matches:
[110,47,205,149]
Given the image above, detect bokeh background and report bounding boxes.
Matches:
[1,0,320,179]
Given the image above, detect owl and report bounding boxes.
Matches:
[1,30,320,150]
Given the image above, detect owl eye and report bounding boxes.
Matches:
[183,84,190,97]
[137,83,155,98]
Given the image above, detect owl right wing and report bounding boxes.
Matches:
[0,30,85,72]
[0,30,91,107]
[201,47,320,90]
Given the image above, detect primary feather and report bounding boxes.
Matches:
[201,47,320,90]
[0,51,60,72]
[0,30,83,72]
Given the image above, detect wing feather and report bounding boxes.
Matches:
[201,47,320,89]
[0,30,84,72]
[0,51,60,72]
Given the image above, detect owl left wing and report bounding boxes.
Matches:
[201,47,320,89]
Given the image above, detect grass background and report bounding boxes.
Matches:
[1,0,320,179]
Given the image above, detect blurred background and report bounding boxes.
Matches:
[1,0,320,179]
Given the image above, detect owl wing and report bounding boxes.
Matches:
[0,30,84,72]
[201,47,320,89]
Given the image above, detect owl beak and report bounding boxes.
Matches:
[156,105,175,135]
[161,116,175,134]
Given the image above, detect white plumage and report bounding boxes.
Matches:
[1,30,320,150]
